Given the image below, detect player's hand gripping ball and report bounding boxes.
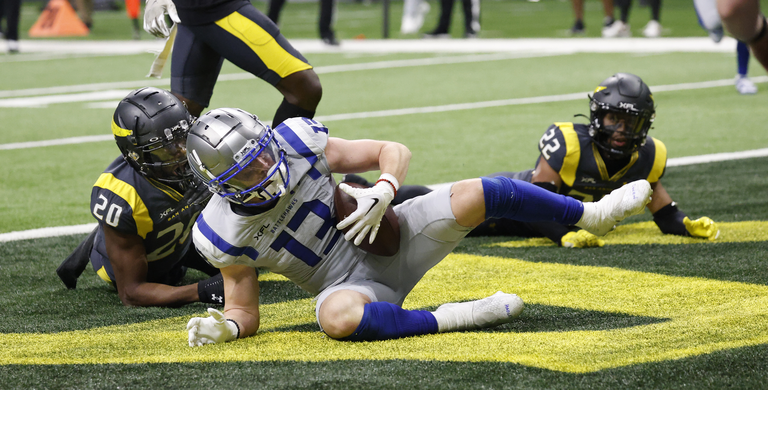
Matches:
[334,182,400,256]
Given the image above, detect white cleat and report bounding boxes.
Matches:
[735,74,758,95]
[602,20,631,38]
[577,179,652,236]
[642,20,662,38]
[433,291,524,332]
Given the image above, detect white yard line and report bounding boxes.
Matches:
[4,75,768,150]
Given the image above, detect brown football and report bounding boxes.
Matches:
[334,182,400,256]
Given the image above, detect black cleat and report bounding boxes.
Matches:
[56,227,98,289]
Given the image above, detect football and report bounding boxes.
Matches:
[334,182,400,256]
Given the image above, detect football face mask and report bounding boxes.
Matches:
[141,126,190,182]
[205,131,290,207]
[599,110,652,153]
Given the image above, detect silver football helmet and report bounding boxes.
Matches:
[186,108,290,207]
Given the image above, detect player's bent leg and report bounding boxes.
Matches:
[576,179,652,236]
[433,292,524,332]
[319,290,440,341]
[275,70,322,111]
[717,0,763,40]
[318,290,371,339]
[450,176,584,228]
[172,93,205,118]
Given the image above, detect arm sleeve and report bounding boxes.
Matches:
[652,202,690,236]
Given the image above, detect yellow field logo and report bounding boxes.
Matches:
[2,221,767,373]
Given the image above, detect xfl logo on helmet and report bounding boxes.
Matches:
[618,102,637,111]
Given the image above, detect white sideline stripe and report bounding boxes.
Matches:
[1,223,98,243]
[2,148,766,243]
[11,37,738,56]
[0,135,113,150]
[666,147,768,166]
[0,52,562,99]
[5,75,767,151]
[0,90,133,108]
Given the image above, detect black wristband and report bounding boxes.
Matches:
[653,202,689,236]
[197,273,224,305]
[227,319,241,339]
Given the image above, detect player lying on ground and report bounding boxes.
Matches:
[347,73,719,248]
[183,108,652,345]
[56,88,224,306]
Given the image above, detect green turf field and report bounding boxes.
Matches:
[1,0,767,391]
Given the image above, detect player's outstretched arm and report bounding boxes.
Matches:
[103,225,201,307]
[187,265,261,347]
[650,181,720,240]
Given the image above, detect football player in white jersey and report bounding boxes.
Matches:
[184,108,652,346]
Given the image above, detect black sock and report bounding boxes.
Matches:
[197,273,225,304]
[272,99,316,128]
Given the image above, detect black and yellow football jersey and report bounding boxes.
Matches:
[89,157,203,285]
[537,122,667,202]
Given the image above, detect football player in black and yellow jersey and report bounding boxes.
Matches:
[143,0,322,128]
[57,88,225,306]
[349,73,719,247]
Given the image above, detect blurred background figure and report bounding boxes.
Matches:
[75,0,94,29]
[126,0,141,39]
[603,0,663,37]
[695,0,757,94]
[424,0,480,38]
[717,0,768,74]
[268,0,339,45]
[0,0,21,53]
[569,0,615,36]
[401,0,430,34]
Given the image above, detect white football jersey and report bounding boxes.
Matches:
[192,118,364,295]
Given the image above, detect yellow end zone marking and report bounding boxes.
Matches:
[2,224,767,372]
[489,220,768,248]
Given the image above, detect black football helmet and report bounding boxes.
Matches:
[588,73,655,159]
[111,87,194,189]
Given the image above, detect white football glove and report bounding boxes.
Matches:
[144,0,180,38]
[186,308,239,347]
[336,179,396,246]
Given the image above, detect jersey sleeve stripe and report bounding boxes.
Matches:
[275,123,323,180]
[554,122,581,187]
[196,214,260,261]
[648,138,667,183]
[93,173,153,239]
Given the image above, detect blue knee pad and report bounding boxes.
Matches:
[481,176,583,225]
[339,302,438,342]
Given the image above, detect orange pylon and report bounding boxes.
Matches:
[29,0,90,37]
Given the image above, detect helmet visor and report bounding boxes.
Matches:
[600,109,653,152]
[212,132,290,206]
[143,131,189,181]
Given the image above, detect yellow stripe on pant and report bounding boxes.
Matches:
[216,12,312,79]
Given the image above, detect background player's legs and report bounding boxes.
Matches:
[718,0,768,73]
[735,40,758,94]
